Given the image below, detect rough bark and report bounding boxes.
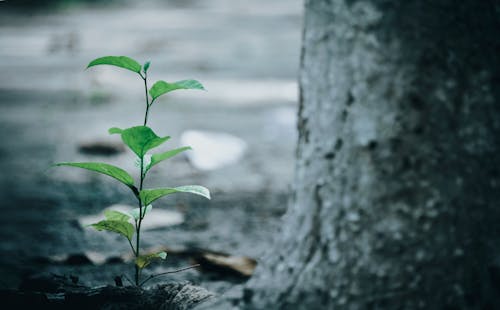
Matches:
[245,0,500,309]
[3,274,214,310]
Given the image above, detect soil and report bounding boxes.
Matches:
[0,0,301,297]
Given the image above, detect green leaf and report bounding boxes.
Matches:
[149,80,205,101]
[143,61,151,73]
[87,56,142,74]
[90,220,135,241]
[54,162,135,187]
[113,126,170,157]
[136,251,167,269]
[105,210,131,222]
[140,185,210,206]
[129,204,152,220]
[108,127,123,134]
[147,146,191,171]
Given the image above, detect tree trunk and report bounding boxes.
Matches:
[245,0,500,309]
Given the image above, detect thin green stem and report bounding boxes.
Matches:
[134,72,151,286]
[121,274,135,286]
[127,238,136,256]
[139,264,200,287]
[134,153,145,286]
[143,74,150,126]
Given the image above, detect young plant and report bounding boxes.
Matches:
[54,56,210,286]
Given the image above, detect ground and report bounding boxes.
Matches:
[0,0,301,295]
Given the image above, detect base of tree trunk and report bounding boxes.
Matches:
[1,274,214,310]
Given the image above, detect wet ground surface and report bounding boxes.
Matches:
[0,0,301,293]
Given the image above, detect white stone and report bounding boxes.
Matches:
[180,130,247,171]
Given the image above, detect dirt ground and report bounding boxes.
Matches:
[0,0,301,294]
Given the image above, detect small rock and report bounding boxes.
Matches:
[83,251,107,265]
[180,130,247,171]
[64,253,93,265]
[78,141,124,156]
[40,251,108,266]
[106,256,125,264]
[140,209,184,230]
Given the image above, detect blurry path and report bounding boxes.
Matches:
[0,0,301,289]
[0,0,301,192]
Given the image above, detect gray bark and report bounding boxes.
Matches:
[7,274,214,309]
[245,0,500,309]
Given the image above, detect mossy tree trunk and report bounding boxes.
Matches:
[245,0,500,309]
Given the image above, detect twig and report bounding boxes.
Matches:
[121,274,135,286]
[139,264,200,287]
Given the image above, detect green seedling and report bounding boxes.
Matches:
[54,56,210,286]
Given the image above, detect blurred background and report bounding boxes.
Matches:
[0,0,301,292]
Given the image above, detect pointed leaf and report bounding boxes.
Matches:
[129,204,152,220]
[90,220,135,241]
[54,162,135,187]
[119,126,170,157]
[140,188,176,206]
[105,210,131,222]
[147,146,191,171]
[108,127,123,134]
[149,80,205,101]
[87,56,142,74]
[136,251,167,269]
[140,185,210,206]
[143,61,151,73]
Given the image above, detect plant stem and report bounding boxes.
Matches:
[121,274,135,286]
[134,73,151,286]
[139,264,200,287]
[143,73,150,126]
[134,154,145,285]
[127,238,136,256]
